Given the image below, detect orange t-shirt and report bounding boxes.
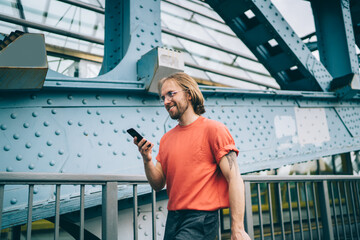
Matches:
[156,116,239,211]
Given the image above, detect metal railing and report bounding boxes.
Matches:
[1,173,360,239]
[0,172,151,240]
[243,175,360,240]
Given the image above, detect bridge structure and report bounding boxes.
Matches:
[0,0,360,239]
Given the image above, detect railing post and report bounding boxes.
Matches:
[318,180,334,240]
[152,189,157,240]
[133,185,138,240]
[0,185,4,232]
[102,182,118,240]
[244,181,254,239]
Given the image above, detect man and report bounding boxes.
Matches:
[133,72,250,240]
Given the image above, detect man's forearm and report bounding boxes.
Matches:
[229,174,246,231]
[144,161,165,191]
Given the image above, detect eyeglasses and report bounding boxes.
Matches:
[160,90,187,102]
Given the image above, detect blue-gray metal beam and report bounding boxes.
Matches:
[311,0,360,98]
[205,0,333,92]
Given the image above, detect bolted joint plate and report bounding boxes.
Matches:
[137,47,184,94]
[0,33,48,90]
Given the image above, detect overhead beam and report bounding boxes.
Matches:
[205,0,333,92]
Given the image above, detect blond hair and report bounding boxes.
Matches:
[158,72,205,115]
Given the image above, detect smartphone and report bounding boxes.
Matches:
[127,128,143,142]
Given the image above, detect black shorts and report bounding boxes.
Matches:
[164,210,219,240]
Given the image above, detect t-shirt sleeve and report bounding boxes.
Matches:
[209,122,239,164]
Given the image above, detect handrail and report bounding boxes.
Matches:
[1,173,360,239]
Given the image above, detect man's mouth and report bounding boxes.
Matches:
[168,105,176,111]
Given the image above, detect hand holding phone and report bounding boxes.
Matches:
[127,128,153,162]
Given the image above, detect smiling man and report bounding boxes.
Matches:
[133,72,250,240]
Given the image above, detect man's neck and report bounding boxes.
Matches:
[178,112,199,126]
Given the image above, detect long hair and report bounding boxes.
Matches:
[158,72,205,115]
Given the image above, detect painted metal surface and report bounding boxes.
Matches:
[312,0,360,98]
[0,32,48,90]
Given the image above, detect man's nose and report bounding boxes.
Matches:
[163,97,171,105]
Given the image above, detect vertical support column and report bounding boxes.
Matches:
[318,181,334,240]
[102,182,118,240]
[244,181,254,239]
[100,0,130,74]
[311,0,360,98]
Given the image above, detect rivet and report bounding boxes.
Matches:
[96,111,101,115]
[143,215,147,220]
[139,224,143,229]
[159,206,163,211]
[33,187,39,194]
[122,152,126,156]
[108,142,112,146]
[101,119,105,124]
[10,198,17,204]
[83,131,88,136]
[82,99,87,104]
[112,100,117,105]
[140,4,143,8]
[77,153,82,157]
[142,117,145,121]
[29,163,35,170]
[78,122,83,126]
[43,121,50,127]
[97,164,102,168]
[32,112,38,117]
[113,151,117,155]
[13,134,19,140]
[68,120,73,125]
[35,131,41,137]
[51,109,57,114]
[67,95,73,100]
[58,149,64,155]
[47,140,53,146]
[49,160,56,166]
[0,124,7,130]
[10,113,17,119]
[6,166,13,172]
[16,155,22,161]
[96,95,101,100]
[156,214,160,219]
[93,132,98,136]
[98,141,103,146]
[23,123,29,128]
[121,114,125,118]
[114,129,119,133]
[38,152,44,158]
[25,143,32,149]
[55,130,61,135]
[152,118,155,122]
[109,120,114,125]
[47,99,53,105]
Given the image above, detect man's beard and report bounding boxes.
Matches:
[169,100,189,120]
